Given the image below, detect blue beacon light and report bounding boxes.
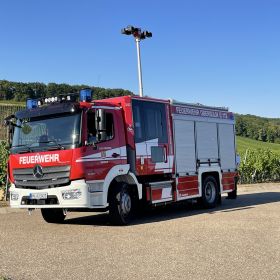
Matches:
[26,99,39,109]
[80,88,92,102]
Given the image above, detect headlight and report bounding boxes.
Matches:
[61,189,82,200]
[11,192,19,201]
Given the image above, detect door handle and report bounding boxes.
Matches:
[112,153,120,158]
[164,145,168,163]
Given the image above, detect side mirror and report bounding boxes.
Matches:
[95,109,107,141]
[3,115,15,127]
[3,115,16,147]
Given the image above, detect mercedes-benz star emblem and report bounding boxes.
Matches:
[33,165,44,179]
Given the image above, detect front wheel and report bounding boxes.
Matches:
[41,208,66,224]
[201,176,219,208]
[109,183,134,225]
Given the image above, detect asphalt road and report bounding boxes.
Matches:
[1,184,280,280]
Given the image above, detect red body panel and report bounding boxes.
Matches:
[151,189,163,201]
[73,108,127,181]
[222,172,237,191]
[177,176,199,197]
[9,150,74,183]
[9,101,128,184]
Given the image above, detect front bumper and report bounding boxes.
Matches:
[9,179,108,209]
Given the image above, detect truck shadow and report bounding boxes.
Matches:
[64,191,280,226]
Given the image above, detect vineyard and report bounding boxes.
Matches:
[238,148,280,184]
[236,136,280,184]
[0,103,24,140]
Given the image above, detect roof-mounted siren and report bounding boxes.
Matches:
[80,88,93,102]
[26,98,41,109]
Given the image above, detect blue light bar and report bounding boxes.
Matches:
[26,98,39,109]
[80,88,92,102]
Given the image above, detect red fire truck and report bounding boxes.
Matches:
[6,89,238,225]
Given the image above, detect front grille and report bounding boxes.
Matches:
[13,165,70,189]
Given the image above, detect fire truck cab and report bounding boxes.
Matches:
[7,90,238,225]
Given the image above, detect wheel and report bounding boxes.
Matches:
[227,182,237,199]
[201,176,219,208]
[109,183,134,225]
[41,208,66,223]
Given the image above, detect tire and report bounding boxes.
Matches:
[109,183,134,225]
[201,176,219,208]
[41,208,66,224]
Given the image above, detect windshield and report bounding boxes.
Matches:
[11,113,81,153]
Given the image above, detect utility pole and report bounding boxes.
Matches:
[121,25,152,97]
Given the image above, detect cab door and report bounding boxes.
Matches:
[82,107,127,181]
[132,100,171,176]
[132,100,147,175]
[143,102,171,175]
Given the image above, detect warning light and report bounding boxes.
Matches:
[80,88,92,102]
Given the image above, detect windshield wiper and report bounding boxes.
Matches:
[39,140,65,150]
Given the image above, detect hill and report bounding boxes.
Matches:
[235,114,280,144]
[0,80,133,102]
[236,136,280,155]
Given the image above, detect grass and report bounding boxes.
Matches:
[0,100,24,106]
[237,136,280,155]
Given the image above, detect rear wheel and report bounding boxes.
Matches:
[41,208,66,224]
[201,176,219,208]
[109,183,134,225]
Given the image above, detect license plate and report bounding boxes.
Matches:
[29,193,48,200]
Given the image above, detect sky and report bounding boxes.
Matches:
[0,0,279,117]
